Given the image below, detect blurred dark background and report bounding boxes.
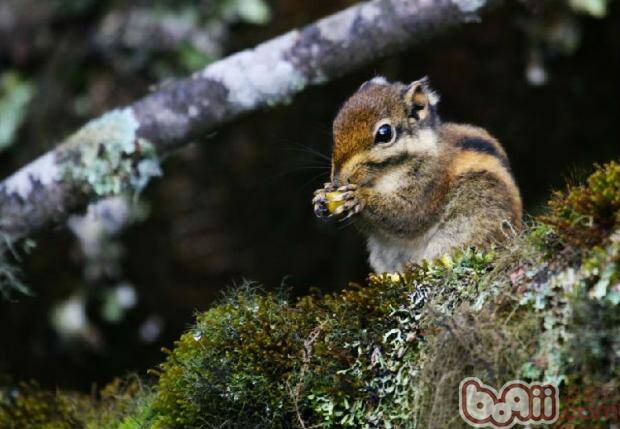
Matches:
[0,0,618,391]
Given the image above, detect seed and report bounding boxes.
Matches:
[325,192,345,214]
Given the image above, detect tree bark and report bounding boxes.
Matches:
[0,0,499,241]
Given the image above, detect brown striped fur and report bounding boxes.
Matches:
[315,77,522,272]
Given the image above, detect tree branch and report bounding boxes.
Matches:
[0,0,499,241]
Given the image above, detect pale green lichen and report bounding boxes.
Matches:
[59,108,162,197]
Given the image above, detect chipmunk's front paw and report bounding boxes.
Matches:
[312,184,363,221]
[312,182,335,220]
[331,185,364,221]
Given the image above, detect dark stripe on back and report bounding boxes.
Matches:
[447,170,515,221]
[457,137,511,170]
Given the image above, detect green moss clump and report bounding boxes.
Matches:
[542,161,620,247]
[153,285,308,427]
[0,381,88,429]
[0,376,151,429]
[149,250,500,428]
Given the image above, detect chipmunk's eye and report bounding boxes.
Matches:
[374,124,394,144]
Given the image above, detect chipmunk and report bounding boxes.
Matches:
[313,77,522,273]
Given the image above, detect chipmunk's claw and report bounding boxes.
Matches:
[338,199,364,222]
[314,200,330,219]
[323,182,338,192]
[312,193,324,205]
[338,191,356,201]
[313,190,329,219]
[336,184,357,193]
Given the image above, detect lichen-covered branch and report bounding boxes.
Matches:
[0,0,499,241]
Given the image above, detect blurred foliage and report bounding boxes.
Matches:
[0,247,30,300]
[0,376,152,429]
[0,72,33,152]
[219,0,271,24]
[0,377,93,429]
[569,0,612,17]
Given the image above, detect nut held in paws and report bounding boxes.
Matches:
[325,192,345,214]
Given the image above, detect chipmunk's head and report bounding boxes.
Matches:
[331,76,441,186]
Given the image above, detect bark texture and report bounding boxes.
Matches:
[0,0,498,240]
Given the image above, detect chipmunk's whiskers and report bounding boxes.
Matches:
[283,143,332,163]
[297,171,330,192]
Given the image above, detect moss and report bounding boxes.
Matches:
[542,161,620,248]
[0,381,89,429]
[152,284,306,427]
[556,382,620,427]
[0,376,151,429]
[58,108,162,198]
[86,377,155,429]
[146,249,501,428]
[146,161,620,428]
[4,161,620,428]
[566,240,620,379]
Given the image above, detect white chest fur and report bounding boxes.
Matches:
[367,224,443,272]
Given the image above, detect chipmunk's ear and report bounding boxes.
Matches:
[359,76,389,91]
[403,77,439,121]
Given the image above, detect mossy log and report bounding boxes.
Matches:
[2,161,619,428]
